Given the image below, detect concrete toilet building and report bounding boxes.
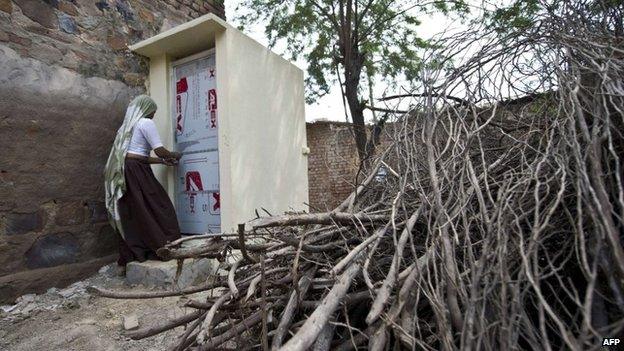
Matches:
[129,14,309,234]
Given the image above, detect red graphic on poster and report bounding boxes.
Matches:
[185,171,203,213]
[212,192,220,213]
[176,78,188,134]
[209,89,217,128]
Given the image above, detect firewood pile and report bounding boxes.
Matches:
[89,2,624,350]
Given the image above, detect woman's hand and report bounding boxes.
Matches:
[154,147,183,161]
[162,158,178,166]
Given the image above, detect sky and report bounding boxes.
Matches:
[223,1,466,122]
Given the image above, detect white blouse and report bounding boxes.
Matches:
[126,118,163,157]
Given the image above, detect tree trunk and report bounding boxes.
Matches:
[345,80,366,161]
[342,44,367,161]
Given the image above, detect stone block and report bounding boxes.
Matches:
[0,0,12,13]
[138,8,154,23]
[115,0,134,21]
[126,258,217,289]
[58,13,79,34]
[55,201,86,226]
[3,212,43,236]
[106,34,127,51]
[123,314,139,330]
[14,0,58,29]
[25,232,79,268]
[8,33,32,46]
[58,1,79,16]
[77,16,100,30]
[27,43,63,63]
[94,1,109,11]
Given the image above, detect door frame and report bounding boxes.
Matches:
[171,48,216,68]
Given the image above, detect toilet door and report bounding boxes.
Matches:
[171,50,220,234]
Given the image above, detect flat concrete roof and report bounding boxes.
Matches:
[128,13,227,58]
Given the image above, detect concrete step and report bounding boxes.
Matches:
[125,257,217,289]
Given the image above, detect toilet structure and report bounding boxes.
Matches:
[129,13,309,234]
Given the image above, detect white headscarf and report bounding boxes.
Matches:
[104,95,158,238]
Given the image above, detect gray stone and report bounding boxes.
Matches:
[3,211,42,235]
[14,0,58,29]
[115,0,134,21]
[25,232,79,268]
[58,13,78,34]
[62,299,79,309]
[98,264,111,274]
[125,258,217,289]
[78,16,100,29]
[1,304,17,313]
[58,286,79,298]
[28,43,64,63]
[123,314,139,330]
[15,293,36,303]
[94,1,109,11]
[20,302,36,314]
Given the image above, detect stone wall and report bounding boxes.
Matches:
[306,121,362,211]
[0,0,224,303]
[0,0,224,87]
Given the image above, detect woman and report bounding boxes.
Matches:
[104,95,182,272]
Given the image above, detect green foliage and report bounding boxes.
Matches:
[488,0,541,31]
[234,0,463,104]
[486,0,623,36]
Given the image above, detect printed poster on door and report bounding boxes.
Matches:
[172,53,220,234]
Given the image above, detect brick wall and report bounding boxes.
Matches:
[306,121,362,211]
[0,0,224,303]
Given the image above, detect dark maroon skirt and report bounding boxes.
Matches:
[117,158,181,266]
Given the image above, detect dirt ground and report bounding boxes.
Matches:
[0,265,210,351]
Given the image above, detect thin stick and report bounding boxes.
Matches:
[126,310,205,340]
[261,255,269,351]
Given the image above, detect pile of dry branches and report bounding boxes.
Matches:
[89,1,623,350]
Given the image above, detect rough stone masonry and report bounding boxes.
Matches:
[0,0,225,303]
